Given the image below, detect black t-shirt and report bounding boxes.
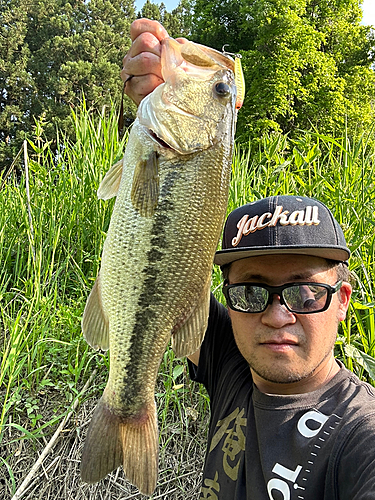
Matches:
[188,295,375,499]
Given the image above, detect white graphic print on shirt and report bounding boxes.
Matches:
[267,408,343,499]
[202,406,343,500]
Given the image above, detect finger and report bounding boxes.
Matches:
[121,51,164,83]
[124,75,164,106]
[124,32,163,66]
[130,18,169,42]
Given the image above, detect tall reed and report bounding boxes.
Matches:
[0,102,126,440]
[0,103,374,454]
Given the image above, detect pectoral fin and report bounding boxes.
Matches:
[97,158,123,200]
[82,272,109,351]
[171,278,211,358]
[131,152,159,217]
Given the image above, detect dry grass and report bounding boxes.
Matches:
[1,375,208,500]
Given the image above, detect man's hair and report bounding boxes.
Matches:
[325,259,351,284]
[220,264,231,283]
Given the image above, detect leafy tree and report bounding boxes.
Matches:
[163,0,193,38]
[190,0,249,50]
[190,0,375,139]
[0,0,136,171]
[139,0,162,21]
[0,0,33,167]
[138,0,192,38]
[27,0,136,139]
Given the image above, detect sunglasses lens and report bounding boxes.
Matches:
[228,285,268,312]
[226,283,332,313]
[283,284,328,313]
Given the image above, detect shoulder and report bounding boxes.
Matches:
[208,292,231,324]
[336,364,375,411]
[331,410,375,499]
[325,367,375,498]
[205,293,234,354]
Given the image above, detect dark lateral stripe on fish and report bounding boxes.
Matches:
[119,171,179,407]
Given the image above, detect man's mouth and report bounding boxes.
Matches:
[262,339,298,344]
[260,338,299,352]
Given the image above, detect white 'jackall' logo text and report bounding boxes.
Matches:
[232,205,320,247]
[267,409,332,500]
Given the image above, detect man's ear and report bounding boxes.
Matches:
[337,281,352,322]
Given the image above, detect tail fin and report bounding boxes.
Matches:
[80,398,158,496]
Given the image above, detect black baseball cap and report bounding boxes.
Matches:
[214,195,350,266]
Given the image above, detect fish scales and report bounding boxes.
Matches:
[106,142,226,406]
[102,133,232,411]
[80,37,237,496]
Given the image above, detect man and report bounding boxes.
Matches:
[187,196,375,499]
[122,20,375,499]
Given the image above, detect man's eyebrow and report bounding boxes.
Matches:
[232,272,317,283]
[287,273,316,281]
[236,273,266,282]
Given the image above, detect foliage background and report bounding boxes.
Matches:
[1,0,375,169]
[1,103,374,499]
[190,0,375,139]
[0,0,136,169]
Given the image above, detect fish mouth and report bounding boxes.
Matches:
[160,37,232,81]
[147,129,173,150]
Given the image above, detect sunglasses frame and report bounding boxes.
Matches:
[223,280,343,314]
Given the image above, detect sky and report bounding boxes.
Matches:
[362,0,375,26]
[135,0,178,11]
[134,0,375,26]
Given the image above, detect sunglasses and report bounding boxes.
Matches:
[223,281,343,314]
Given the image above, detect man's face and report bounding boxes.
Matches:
[227,254,352,394]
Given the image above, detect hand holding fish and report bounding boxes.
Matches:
[122,19,188,105]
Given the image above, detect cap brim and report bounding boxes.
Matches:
[214,246,350,266]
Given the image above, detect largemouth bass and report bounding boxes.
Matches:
[80,38,238,496]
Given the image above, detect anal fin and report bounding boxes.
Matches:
[171,278,211,358]
[121,402,158,495]
[131,151,159,217]
[82,272,109,351]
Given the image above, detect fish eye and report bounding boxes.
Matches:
[214,82,231,97]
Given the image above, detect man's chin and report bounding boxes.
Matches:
[250,363,312,385]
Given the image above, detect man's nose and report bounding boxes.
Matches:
[261,294,297,327]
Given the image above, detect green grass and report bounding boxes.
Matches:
[0,102,126,441]
[0,102,374,474]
